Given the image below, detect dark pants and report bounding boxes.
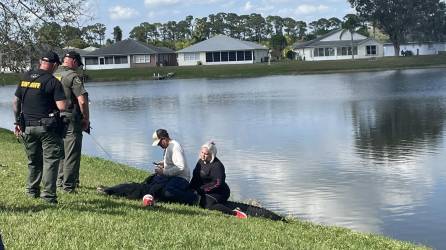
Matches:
[23,126,63,202]
[58,118,82,192]
[162,177,197,205]
[103,175,169,199]
[199,193,234,215]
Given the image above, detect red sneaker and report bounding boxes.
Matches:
[233,209,248,219]
[143,194,154,207]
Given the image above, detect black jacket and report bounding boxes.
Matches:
[189,157,230,197]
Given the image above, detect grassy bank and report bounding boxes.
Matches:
[0,128,429,249]
[1,55,446,85]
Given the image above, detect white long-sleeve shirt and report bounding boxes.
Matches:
[162,139,190,181]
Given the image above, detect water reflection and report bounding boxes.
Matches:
[352,98,445,162]
[1,68,446,249]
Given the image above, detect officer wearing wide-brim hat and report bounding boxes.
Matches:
[54,50,90,193]
[13,51,67,204]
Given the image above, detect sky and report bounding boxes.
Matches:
[84,0,355,39]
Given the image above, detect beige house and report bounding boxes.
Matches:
[293,29,383,61]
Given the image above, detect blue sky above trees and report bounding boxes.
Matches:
[86,0,355,39]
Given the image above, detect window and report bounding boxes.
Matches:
[213,52,221,62]
[184,53,199,61]
[134,55,150,63]
[105,56,114,64]
[366,45,377,55]
[221,52,229,61]
[115,56,128,64]
[338,46,358,56]
[85,57,98,65]
[314,48,335,57]
[236,51,245,61]
[206,52,213,62]
[203,51,253,62]
[228,51,236,61]
[245,51,252,60]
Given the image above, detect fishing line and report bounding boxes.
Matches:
[87,133,113,160]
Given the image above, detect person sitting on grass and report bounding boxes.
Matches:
[97,129,197,207]
[189,141,247,219]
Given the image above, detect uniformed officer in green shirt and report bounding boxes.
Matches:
[54,51,90,193]
[13,51,67,204]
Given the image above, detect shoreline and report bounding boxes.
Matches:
[1,55,446,85]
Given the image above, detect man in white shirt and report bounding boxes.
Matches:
[152,128,197,205]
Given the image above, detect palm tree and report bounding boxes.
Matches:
[341,14,361,60]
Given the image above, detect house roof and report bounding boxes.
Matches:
[178,35,268,53]
[85,39,175,56]
[293,29,379,49]
[62,47,91,56]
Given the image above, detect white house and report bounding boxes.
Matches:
[293,29,383,61]
[177,35,269,66]
[383,42,446,56]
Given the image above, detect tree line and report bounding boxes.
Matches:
[1,0,445,71]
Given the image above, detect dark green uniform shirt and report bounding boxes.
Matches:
[54,66,87,113]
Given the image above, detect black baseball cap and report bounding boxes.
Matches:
[41,51,61,64]
[64,51,83,66]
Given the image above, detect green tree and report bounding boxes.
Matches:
[0,0,85,71]
[341,14,362,60]
[208,13,226,36]
[129,25,147,42]
[82,23,106,46]
[36,22,63,48]
[282,17,297,38]
[295,21,307,40]
[328,17,342,30]
[270,34,287,58]
[348,0,440,56]
[309,18,331,36]
[266,15,284,35]
[113,26,122,42]
[192,17,209,42]
[411,0,446,42]
[61,25,84,47]
[248,13,267,42]
[225,13,241,38]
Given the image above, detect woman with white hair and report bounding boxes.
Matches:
[189,142,247,219]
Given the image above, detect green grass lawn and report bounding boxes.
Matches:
[0,128,429,249]
[1,55,446,85]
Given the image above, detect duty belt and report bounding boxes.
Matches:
[25,120,42,126]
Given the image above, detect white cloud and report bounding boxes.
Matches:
[109,5,138,20]
[244,1,253,11]
[144,0,181,6]
[296,4,329,15]
[144,0,224,7]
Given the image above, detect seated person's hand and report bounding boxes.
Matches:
[154,166,164,175]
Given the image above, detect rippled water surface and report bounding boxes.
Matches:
[1,68,446,249]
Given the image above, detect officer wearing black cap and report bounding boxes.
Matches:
[13,51,67,204]
[54,50,90,193]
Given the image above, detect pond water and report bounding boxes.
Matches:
[1,68,446,249]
